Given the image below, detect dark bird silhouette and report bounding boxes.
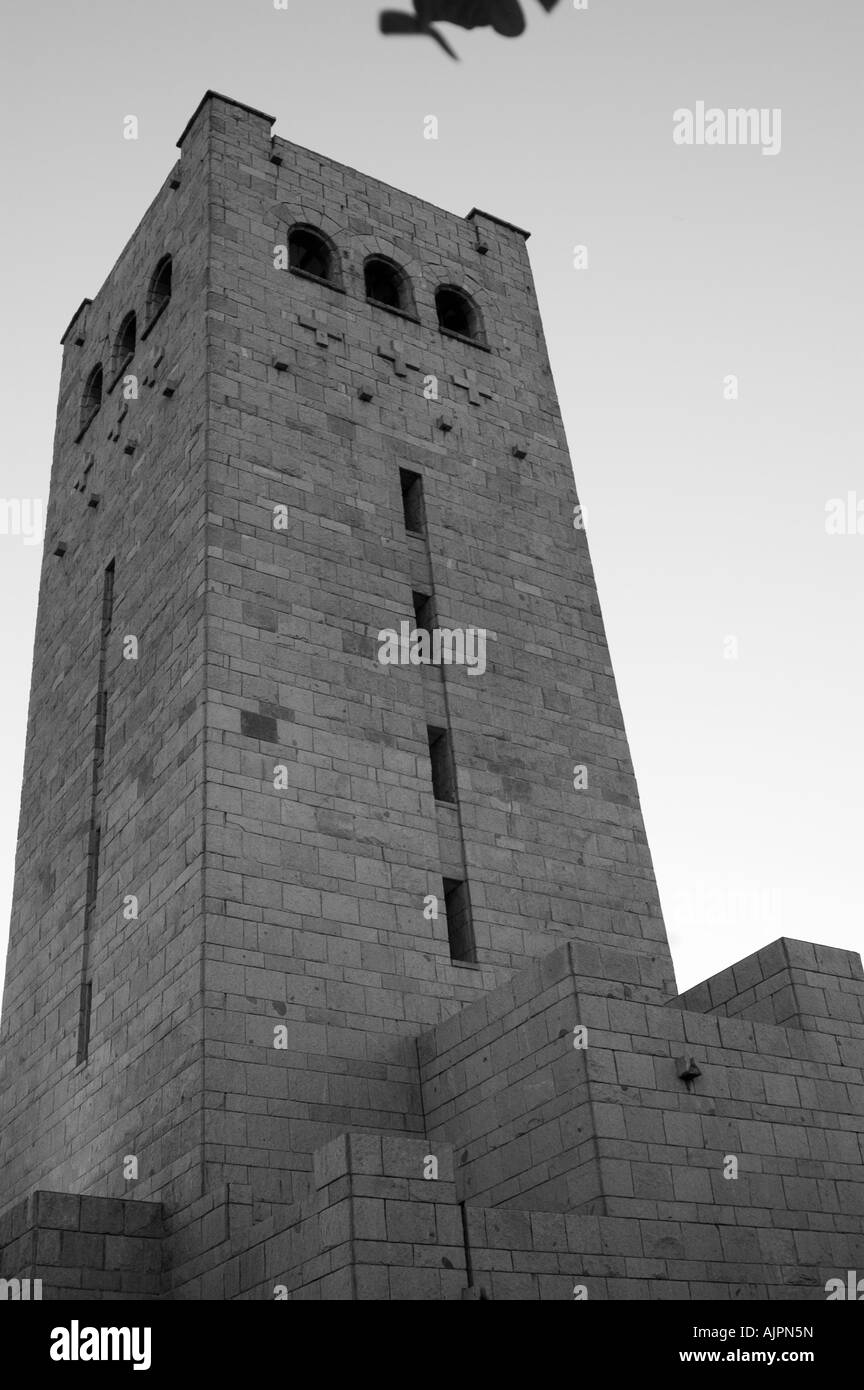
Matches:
[379,0,560,59]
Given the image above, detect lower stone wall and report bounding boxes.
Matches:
[2,933,863,1301]
[419,937,864,1229]
[166,1135,468,1300]
[2,1135,861,1300]
[463,1209,857,1301]
[0,1190,164,1299]
[169,1133,864,1301]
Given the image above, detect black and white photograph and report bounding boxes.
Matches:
[0,0,861,1359]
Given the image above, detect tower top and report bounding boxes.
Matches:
[175,90,532,239]
[175,90,276,147]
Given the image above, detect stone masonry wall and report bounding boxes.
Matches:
[0,89,674,1223]
[421,937,864,1236]
[0,111,212,1213]
[677,938,864,1040]
[0,1191,163,1300]
[192,90,675,1216]
[155,1129,863,1300]
[4,93,857,1304]
[2,933,861,1299]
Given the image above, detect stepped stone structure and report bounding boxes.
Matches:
[1,91,862,1300]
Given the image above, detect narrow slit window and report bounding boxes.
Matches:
[412,591,434,638]
[427,725,456,804]
[101,558,116,622]
[94,560,115,757]
[399,468,426,535]
[95,689,108,753]
[85,824,102,902]
[76,979,92,1065]
[444,878,475,963]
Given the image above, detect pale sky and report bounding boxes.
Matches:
[0,0,861,998]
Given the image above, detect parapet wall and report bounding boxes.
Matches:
[0,1190,163,1300]
[419,937,864,1230]
[676,938,864,1040]
[2,935,862,1299]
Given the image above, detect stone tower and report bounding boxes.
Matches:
[1,93,862,1301]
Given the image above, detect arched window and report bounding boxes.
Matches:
[364,256,415,316]
[112,311,136,378]
[145,255,172,326]
[288,226,336,284]
[79,364,103,433]
[436,286,484,344]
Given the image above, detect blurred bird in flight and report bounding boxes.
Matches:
[379,0,561,60]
